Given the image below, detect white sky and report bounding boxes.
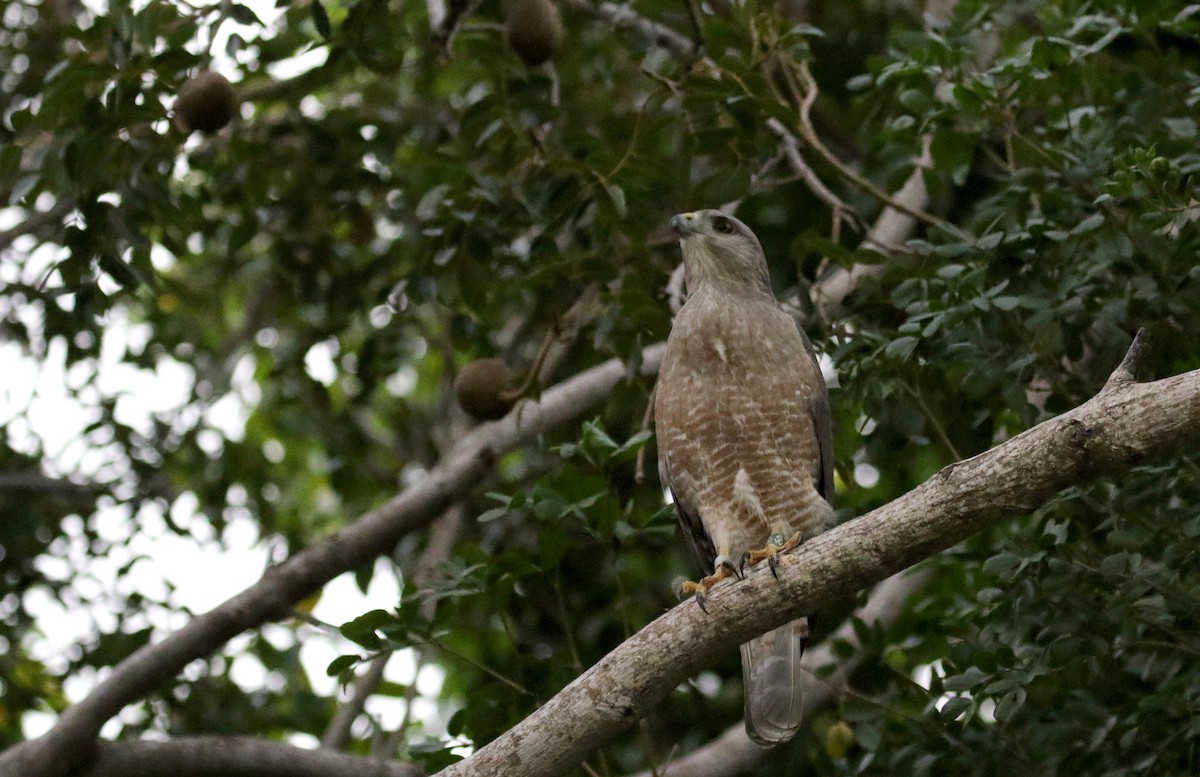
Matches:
[1,0,454,749]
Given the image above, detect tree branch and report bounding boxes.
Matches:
[629,568,932,777]
[0,471,100,497]
[0,200,75,254]
[765,117,863,235]
[810,135,933,315]
[558,0,696,60]
[790,62,964,241]
[321,650,391,751]
[0,345,666,777]
[435,338,1200,777]
[88,737,424,777]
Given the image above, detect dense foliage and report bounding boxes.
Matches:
[2,0,1198,774]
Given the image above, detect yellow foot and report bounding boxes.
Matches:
[675,555,740,612]
[739,531,802,579]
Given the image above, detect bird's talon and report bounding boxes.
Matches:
[768,553,780,579]
[673,577,692,600]
[738,551,751,577]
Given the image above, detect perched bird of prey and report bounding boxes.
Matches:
[655,209,835,745]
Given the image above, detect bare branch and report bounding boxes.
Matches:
[765,118,863,234]
[0,471,100,497]
[436,349,1200,777]
[88,737,424,777]
[0,345,666,777]
[810,135,934,315]
[0,201,75,254]
[321,651,390,751]
[790,62,964,240]
[1103,327,1147,391]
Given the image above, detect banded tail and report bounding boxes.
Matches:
[740,616,808,745]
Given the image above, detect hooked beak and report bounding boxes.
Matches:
[670,212,701,237]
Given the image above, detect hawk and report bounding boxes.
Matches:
[655,209,835,745]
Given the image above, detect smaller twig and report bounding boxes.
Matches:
[290,609,339,633]
[0,472,100,496]
[979,142,1013,175]
[790,61,971,241]
[747,150,784,192]
[501,288,602,401]
[766,118,863,234]
[418,633,533,696]
[639,66,683,100]
[435,0,485,52]
[634,385,657,484]
[553,573,585,672]
[501,324,561,402]
[0,200,75,254]
[1102,328,1148,392]
[580,762,604,777]
[903,381,964,462]
[322,652,390,749]
[681,0,705,52]
[390,650,425,752]
[1118,639,1200,661]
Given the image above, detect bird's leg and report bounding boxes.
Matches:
[676,553,739,612]
[739,531,802,579]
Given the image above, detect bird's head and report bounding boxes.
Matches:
[670,209,772,297]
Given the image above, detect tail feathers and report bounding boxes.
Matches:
[741,617,808,746]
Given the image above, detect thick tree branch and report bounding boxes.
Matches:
[630,568,932,777]
[436,337,1200,776]
[0,345,666,777]
[88,737,424,777]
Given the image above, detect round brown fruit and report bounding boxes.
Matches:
[174,72,238,134]
[454,358,518,421]
[506,0,562,67]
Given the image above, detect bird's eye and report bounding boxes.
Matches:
[712,217,735,234]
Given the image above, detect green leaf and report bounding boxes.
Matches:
[983,552,1023,577]
[339,609,394,648]
[942,666,988,692]
[326,653,361,677]
[602,183,627,218]
[884,336,918,360]
[310,1,332,39]
[976,232,1004,250]
[228,3,263,26]
[939,696,974,720]
[854,722,881,751]
[994,688,1026,722]
[1072,214,1105,235]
